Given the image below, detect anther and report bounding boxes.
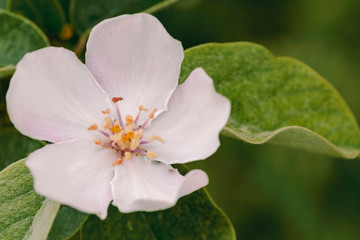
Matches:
[103,117,111,129]
[112,97,123,103]
[110,133,121,142]
[135,105,147,124]
[141,110,156,128]
[138,105,148,112]
[130,130,141,150]
[122,132,134,142]
[91,103,164,166]
[110,124,121,133]
[126,115,134,124]
[124,152,132,161]
[88,124,98,130]
[147,150,156,159]
[149,108,157,119]
[149,135,165,144]
[102,109,110,114]
[124,123,135,132]
[112,159,123,166]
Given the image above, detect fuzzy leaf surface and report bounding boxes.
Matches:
[0,160,60,240]
[180,42,360,158]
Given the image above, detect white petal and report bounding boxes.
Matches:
[6,47,111,143]
[86,13,183,120]
[111,156,208,213]
[26,140,116,219]
[144,68,231,164]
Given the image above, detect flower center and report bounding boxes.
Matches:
[88,97,164,166]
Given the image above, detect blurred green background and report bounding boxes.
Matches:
[154,0,360,239]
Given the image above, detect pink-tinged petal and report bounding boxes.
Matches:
[6,47,111,143]
[86,13,183,120]
[26,140,116,219]
[111,156,208,213]
[144,68,230,164]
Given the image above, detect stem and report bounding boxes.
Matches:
[74,29,91,57]
[144,0,181,14]
[0,66,15,79]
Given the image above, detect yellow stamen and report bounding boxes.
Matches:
[124,123,135,132]
[92,105,163,166]
[112,159,123,166]
[110,133,123,145]
[149,108,157,119]
[124,152,132,161]
[122,131,134,142]
[147,150,156,159]
[149,135,165,144]
[138,105,148,111]
[88,123,98,130]
[126,115,134,124]
[103,117,111,129]
[102,109,110,114]
[110,124,121,133]
[130,130,142,151]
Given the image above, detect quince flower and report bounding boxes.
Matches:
[6,13,230,219]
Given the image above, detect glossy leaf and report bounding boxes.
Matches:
[0,10,49,78]
[71,187,235,240]
[180,42,360,158]
[8,0,66,35]
[0,128,43,171]
[0,160,60,240]
[70,0,180,34]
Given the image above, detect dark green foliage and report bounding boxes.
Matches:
[0,10,48,78]
[8,0,66,35]
[72,188,235,240]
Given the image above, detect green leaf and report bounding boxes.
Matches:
[0,159,60,239]
[47,206,88,240]
[8,0,66,35]
[0,129,85,240]
[0,128,43,171]
[180,42,360,158]
[0,0,7,9]
[73,187,235,240]
[0,9,49,78]
[70,0,180,34]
